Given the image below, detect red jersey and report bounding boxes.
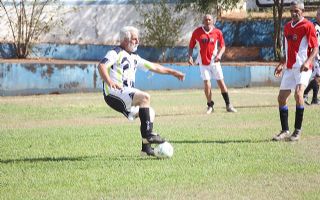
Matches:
[284,18,318,69]
[189,26,225,65]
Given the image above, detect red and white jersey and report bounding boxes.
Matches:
[284,17,318,69]
[314,21,320,61]
[189,26,225,65]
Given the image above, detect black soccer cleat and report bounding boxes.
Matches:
[310,99,320,105]
[141,143,155,156]
[142,134,166,144]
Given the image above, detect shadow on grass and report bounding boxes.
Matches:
[170,139,272,144]
[0,156,94,164]
[235,104,278,109]
[105,155,164,161]
[0,155,162,163]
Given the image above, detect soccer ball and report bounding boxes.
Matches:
[154,142,174,158]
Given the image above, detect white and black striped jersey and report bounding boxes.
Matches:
[100,46,154,94]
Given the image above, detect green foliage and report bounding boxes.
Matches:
[1,88,320,199]
[135,0,185,62]
[0,0,64,58]
[175,0,240,17]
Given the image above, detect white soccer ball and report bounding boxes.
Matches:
[154,142,174,158]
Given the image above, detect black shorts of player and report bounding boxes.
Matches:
[103,92,130,118]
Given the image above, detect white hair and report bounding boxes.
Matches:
[120,26,139,42]
[291,1,304,10]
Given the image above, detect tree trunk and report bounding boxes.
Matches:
[273,0,284,61]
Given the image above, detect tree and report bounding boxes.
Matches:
[271,1,320,61]
[135,0,185,62]
[272,0,284,61]
[175,0,240,18]
[0,0,63,58]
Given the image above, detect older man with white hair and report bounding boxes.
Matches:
[98,26,185,156]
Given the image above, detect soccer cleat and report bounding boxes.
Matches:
[272,130,290,141]
[141,143,155,156]
[310,99,320,105]
[142,133,166,144]
[226,104,237,113]
[206,106,213,114]
[206,101,214,114]
[289,129,301,141]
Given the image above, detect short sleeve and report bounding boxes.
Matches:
[307,23,318,48]
[135,54,154,72]
[189,30,197,49]
[99,50,117,68]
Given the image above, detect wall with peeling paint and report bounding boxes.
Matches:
[0,63,280,96]
[0,19,278,61]
[0,2,282,61]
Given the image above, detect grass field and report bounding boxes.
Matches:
[0,87,320,200]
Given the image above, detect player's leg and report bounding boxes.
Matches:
[289,69,312,141]
[213,63,237,112]
[103,83,133,118]
[289,84,305,141]
[304,79,317,105]
[132,91,165,156]
[200,66,214,114]
[273,69,293,141]
[313,76,320,104]
[310,65,320,104]
[303,80,312,104]
[204,80,214,114]
[311,76,320,104]
[273,89,291,141]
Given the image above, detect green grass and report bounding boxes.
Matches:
[0,87,320,200]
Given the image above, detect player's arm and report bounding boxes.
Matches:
[188,32,197,66]
[141,60,185,81]
[215,31,226,62]
[274,61,285,78]
[215,45,225,62]
[301,47,318,72]
[188,48,194,65]
[150,63,185,81]
[98,56,122,90]
[137,55,185,81]
[301,25,319,72]
[274,55,287,77]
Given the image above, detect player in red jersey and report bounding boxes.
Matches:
[273,1,318,141]
[188,14,237,114]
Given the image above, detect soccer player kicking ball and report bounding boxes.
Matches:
[273,1,318,142]
[98,26,185,156]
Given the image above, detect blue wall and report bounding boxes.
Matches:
[0,19,286,61]
[0,62,279,96]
